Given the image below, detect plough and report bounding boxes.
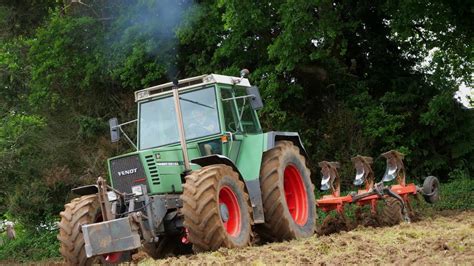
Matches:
[316,150,440,226]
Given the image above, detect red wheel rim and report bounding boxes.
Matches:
[219,186,241,237]
[104,253,121,263]
[284,164,308,225]
[95,213,122,263]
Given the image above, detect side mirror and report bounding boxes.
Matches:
[109,117,120,143]
[246,86,263,110]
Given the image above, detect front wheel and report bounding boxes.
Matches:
[57,195,124,265]
[181,165,252,252]
[258,140,316,241]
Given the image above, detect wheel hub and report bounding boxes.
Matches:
[104,253,121,263]
[218,186,241,237]
[220,203,230,222]
[283,164,309,225]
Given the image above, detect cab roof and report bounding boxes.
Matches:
[134,74,252,102]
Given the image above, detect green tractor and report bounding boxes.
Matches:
[58,71,316,264]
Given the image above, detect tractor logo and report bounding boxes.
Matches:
[117,168,138,176]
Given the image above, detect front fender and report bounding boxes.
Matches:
[72,185,99,196]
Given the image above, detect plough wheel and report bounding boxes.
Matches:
[381,197,403,226]
[422,176,440,204]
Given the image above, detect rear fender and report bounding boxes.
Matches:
[191,155,265,224]
[265,131,309,159]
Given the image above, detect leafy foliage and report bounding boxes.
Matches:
[433,171,474,210]
[0,222,60,262]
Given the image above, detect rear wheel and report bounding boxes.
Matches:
[57,195,124,265]
[380,197,403,226]
[181,165,252,252]
[258,141,316,241]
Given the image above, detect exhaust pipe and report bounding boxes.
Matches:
[172,79,191,173]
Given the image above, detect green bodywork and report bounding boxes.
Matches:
[107,82,272,195]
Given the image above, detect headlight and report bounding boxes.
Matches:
[131,185,143,196]
[107,191,118,202]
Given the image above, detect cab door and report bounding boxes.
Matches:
[220,87,262,162]
[220,87,242,162]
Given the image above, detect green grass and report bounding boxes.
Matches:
[0,227,60,262]
[432,177,474,210]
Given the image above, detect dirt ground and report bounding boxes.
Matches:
[138,210,473,265]
[5,210,470,265]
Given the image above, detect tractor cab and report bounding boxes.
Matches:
[134,74,263,154]
[106,74,264,195]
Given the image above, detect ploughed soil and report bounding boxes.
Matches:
[138,210,473,265]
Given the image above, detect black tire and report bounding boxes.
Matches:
[380,197,403,226]
[58,195,99,265]
[58,195,128,265]
[58,195,115,265]
[422,176,440,204]
[181,164,252,252]
[258,140,316,241]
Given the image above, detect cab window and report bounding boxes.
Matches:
[221,87,261,134]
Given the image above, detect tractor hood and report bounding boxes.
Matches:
[107,144,202,195]
[107,152,149,194]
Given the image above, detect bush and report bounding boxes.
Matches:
[0,225,60,262]
[433,177,474,210]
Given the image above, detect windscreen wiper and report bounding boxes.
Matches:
[179,97,214,109]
